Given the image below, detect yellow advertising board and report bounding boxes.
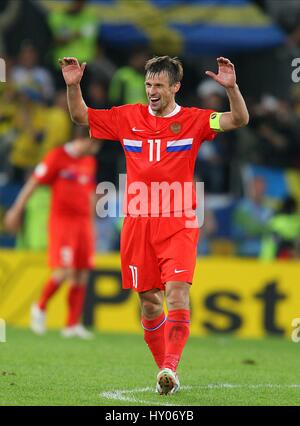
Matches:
[0,249,299,338]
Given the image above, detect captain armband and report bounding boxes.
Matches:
[209,112,224,132]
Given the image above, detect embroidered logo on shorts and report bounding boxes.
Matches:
[174,268,188,274]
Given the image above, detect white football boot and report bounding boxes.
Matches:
[61,324,94,340]
[30,304,46,335]
[156,368,180,395]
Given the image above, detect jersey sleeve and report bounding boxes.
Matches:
[33,149,60,185]
[198,109,219,142]
[88,107,120,141]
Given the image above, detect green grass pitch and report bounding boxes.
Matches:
[0,327,299,406]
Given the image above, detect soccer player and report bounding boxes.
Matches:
[5,127,99,339]
[59,55,249,393]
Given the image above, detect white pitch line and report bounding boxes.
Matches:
[100,384,300,405]
[101,387,179,406]
[201,384,300,389]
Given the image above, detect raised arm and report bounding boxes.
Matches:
[4,176,39,234]
[205,57,249,131]
[59,57,88,125]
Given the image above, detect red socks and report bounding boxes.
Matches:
[66,285,86,327]
[163,309,190,372]
[142,312,166,369]
[142,309,190,372]
[38,278,60,310]
[37,279,87,327]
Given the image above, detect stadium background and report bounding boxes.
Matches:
[0,0,300,341]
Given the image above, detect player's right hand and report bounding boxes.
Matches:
[58,57,86,86]
[4,208,23,234]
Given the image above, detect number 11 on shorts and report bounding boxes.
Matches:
[129,265,138,289]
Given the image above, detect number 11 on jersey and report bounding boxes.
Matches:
[148,139,161,162]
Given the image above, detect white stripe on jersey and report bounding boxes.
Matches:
[167,138,193,147]
[123,139,143,147]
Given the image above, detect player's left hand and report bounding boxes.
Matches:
[4,208,23,234]
[205,57,236,89]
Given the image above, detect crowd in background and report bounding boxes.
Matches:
[1,0,300,260]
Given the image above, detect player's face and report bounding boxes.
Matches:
[145,72,180,116]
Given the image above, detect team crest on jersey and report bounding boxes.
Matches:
[170,122,181,134]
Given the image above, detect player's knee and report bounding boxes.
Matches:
[75,270,89,285]
[167,298,189,310]
[52,269,66,284]
[166,286,190,310]
[66,269,88,285]
[141,300,162,319]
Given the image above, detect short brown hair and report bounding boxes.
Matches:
[145,56,183,86]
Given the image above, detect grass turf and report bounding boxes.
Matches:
[0,327,299,406]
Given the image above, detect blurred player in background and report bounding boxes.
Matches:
[5,126,100,339]
[59,55,248,393]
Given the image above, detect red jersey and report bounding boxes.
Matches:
[88,104,217,215]
[34,144,96,218]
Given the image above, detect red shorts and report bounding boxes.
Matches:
[120,216,199,292]
[48,215,94,270]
